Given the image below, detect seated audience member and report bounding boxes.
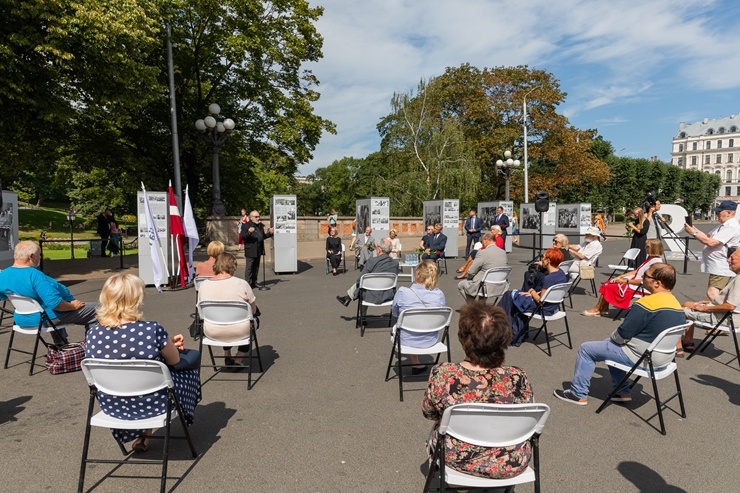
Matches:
[457,233,507,302]
[326,227,343,275]
[522,234,574,291]
[422,223,447,260]
[388,229,402,259]
[195,240,225,277]
[85,273,201,452]
[336,238,399,307]
[567,227,603,275]
[391,260,445,374]
[198,252,259,370]
[0,241,97,341]
[498,248,567,346]
[582,239,664,317]
[419,225,434,251]
[554,263,684,405]
[491,225,505,250]
[679,247,740,356]
[422,302,534,479]
[351,226,375,268]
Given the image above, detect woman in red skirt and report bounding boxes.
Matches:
[582,239,664,317]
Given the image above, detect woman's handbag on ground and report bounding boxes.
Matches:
[46,341,86,375]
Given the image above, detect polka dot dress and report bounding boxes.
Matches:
[85,321,202,444]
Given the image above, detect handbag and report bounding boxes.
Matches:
[579,264,595,280]
[46,341,86,375]
[169,348,201,371]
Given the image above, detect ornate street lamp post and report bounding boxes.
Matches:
[195,104,235,216]
[66,208,76,259]
[496,150,520,201]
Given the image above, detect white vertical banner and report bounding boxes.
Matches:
[182,185,200,279]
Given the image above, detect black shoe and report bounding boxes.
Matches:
[553,389,587,406]
[455,269,462,273]
[218,357,235,372]
[411,365,428,375]
[336,295,351,307]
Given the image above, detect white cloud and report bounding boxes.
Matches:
[304,0,740,174]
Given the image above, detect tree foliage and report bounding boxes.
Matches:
[0,0,335,218]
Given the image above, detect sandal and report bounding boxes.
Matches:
[581,310,601,317]
[683,342,696,353]
[132,437,150,452]
[675,347,685,358]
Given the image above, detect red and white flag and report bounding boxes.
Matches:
[168,181,188,287]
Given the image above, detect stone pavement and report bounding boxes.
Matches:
[1,231,738,492]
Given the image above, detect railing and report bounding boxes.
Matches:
[38,238,126,273]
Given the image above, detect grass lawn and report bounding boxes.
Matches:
[18,204,135,241]
[41,249,139,261]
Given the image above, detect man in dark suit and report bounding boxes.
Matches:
[464,208,483,257]
[421,223,447,260]
[492,206,510,244]
[240,210,274,288]
[96,208,111,257]
[337,238,399,306]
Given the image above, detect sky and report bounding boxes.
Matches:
[301,0,740,175]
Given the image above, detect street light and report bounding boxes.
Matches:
[66,208,76,259]
[495,150,520,201]
[195,103,236,216]
[522,85,541,204]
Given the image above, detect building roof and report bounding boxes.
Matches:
[675,114,740,139]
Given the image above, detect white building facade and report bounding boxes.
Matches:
[671,114,740,201]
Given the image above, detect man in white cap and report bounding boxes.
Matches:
[566,226,603,275]
[684,200,740,299]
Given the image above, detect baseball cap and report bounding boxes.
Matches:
[712,200,738,212]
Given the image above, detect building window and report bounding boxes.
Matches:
[706,155,711,164]
[679,143,684,152]
[693,142,698,150]
[726,186,732,196]
[677,157,683,166]
[727,169,733,182]
[729,154,734,163]
[708,128,715,135]
[717,154,722,164]
[730,139,735,147]
[680,132,686,138]
[737,186,740,196]
[719,127,726,134]
[707,141,712,149]
[718,140,723,148]
[731,126,738,133]
[691,156,697,165]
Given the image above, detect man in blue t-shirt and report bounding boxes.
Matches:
[0,241,97,340]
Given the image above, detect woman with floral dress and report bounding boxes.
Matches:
[422,301,534,479]
[85,273,202,452]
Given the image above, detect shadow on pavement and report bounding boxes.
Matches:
[618,461,688,493]
[0,395,32,425]
[691,374,740,405]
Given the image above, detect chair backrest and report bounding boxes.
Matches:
[647,322,691,355]
[559,260,574,275]
[359,273,397,291]
[439,403,550,448]
[194,276,212,292]
[5,294,44,316]
[540,282,572,305]
[341,243,346,254]
[623,248,641,261]
[482,266,512,284]
[395,307,453,334]
[81,359,174,396]
[198,300,253,325]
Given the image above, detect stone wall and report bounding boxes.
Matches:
[206,216,463,246]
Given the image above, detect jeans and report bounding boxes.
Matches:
[569,339,636,400]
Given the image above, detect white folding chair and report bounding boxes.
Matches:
[78,359,198,493]
[596,323,690,435]
[687,306,740,370]
[190,276,212,340]
[567,255,600,307]
[422,403,550,493]
[355,273,397,336]
[3,294,69,375]
[475,266,512,304]
[558,260,574,276]
[197,300,263,389]
[384,307,453,402]
[607,248,641,279]
[522,282,573,356]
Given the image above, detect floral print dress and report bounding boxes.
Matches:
[422,362,534,479]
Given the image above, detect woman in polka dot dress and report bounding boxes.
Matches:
[85,273,202,452]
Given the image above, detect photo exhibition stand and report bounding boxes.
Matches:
[137,190,170,287]
[478,201,514,253]
[271,194,297,274]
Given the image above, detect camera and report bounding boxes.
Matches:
[642,192,657,213]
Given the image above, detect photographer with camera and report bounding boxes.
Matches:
[522,234,572,291]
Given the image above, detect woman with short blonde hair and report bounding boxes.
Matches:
[85,273,201,452]
[195,240,225,277]
[391,260,445,373]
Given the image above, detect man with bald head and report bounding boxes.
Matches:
[240,210,275,288]
[0,241,97,340]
